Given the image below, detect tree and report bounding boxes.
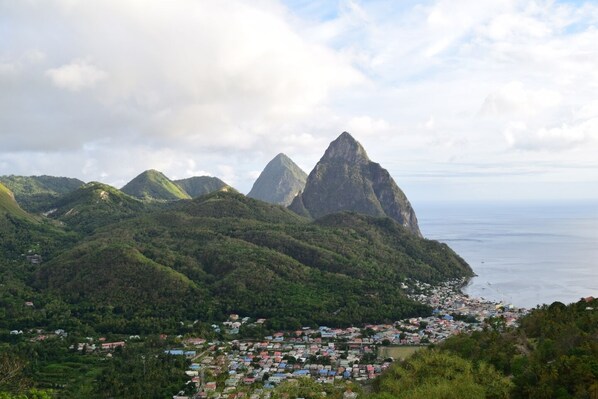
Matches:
[0,353,28,393]
[371,349,511,399]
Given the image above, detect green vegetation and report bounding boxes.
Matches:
[272,378,361,399]
[0,183,38,223]
[121,169,191,201]
[371,350,512,399]
[0,183,76,260]
[0,176,84,213]
[0,338,190,399]
[1,180,475,397]
[47,182,148,234]
[33,191,471,331]
[439,299,598,398]
[94,346,191,398]
[370,299,598,398]
[378,346,421,361]
[174,176,234,198]
[0,390,53,399]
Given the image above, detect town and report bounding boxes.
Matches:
[9,280,528,399]
[164,279,528,398]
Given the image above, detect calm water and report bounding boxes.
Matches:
[417,201,598,308]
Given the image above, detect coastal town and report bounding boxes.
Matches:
[7,280,528,398]
[165,280,528,398]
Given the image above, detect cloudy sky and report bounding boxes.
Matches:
[1,0,597,203]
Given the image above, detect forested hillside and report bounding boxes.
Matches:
[33,191,471,331]
[371,298,598,399]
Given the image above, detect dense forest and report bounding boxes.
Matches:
[1,184,472,333]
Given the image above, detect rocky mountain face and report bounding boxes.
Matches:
[289,132,422,237]
[248,153,307,206]
[121,170,191,201]
[174,176,233,198]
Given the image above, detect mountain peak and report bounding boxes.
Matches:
[122,170,191,201]
[273,153,289,161]
[174,176,234,198]
[322,131,370,164]
[248,153,307,206]
[289,131,422,237]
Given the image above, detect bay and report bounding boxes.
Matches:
[417,200,598,308]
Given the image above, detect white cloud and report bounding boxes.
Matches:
[45,60,107,91]
[479,81,562,117]
[0,62,18,76]
[346,115,390,136]
[1,0,598,200]
[504,111,598,151]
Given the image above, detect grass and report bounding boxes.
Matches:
[378,345,423,360]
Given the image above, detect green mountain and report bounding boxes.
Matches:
[121,170,191,201]
[0,182,36,222]
[36,242,206,323]
[46,182,147,233]
[174,176,234,198]
[248,153,307,206]
[0,175,84,212]
[35,191,472,330]
[0,182,76,260]
[289,132,422,237]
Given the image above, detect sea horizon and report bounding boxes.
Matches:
[416,199,598,309]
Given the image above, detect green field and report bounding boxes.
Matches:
[379,346,423,360]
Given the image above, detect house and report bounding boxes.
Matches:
[102,341,125,350]
[26,254,42,264]
[205,382,217,391]
[185,338,206,346]
[224,377,239,387]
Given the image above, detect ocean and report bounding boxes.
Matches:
[416,200,598,309]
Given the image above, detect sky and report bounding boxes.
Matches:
[1,0,597,203]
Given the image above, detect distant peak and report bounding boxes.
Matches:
[339,131,355,140]
[270,153,289,163]
[322,131,369,163]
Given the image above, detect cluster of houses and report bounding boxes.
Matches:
[407,279,528,332]
[169,332,391,399]
[167,280,529,398]
[5,277,530,399]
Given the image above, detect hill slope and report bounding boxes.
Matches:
[36,243,206,323]
[289,132,422,236]
[0,182,76,260]
[121,170,191,201]
[47,182,147,233]
[36,191,472,330]
[248,153,307,206]
[0,182,37,222]
[174,176,234,198]
[0,175,84,212]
